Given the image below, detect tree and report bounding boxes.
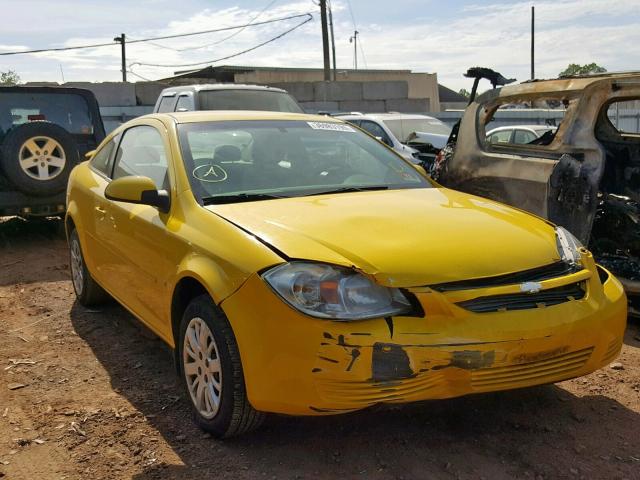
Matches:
[458,88,470,98]
[559,63,606,78]
[0,70,20,85]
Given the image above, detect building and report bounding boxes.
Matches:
[438,84,469,111]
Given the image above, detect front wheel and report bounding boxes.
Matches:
[179,295,265,437]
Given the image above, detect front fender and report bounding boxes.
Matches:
[174,252,250,306]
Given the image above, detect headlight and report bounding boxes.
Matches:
[555,226,583,265]
[262,262,412,321]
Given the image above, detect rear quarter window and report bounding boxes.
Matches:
[606,99,640,134]
[90,136,118,177]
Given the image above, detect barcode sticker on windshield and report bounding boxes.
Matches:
[307,121,355,132]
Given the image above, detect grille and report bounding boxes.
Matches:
[431,261,580,292]
[471,347,594,391]
[455,282,585,313]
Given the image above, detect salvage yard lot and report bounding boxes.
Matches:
[0,217,639,480]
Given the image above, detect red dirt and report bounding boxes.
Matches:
[0,217,639,480]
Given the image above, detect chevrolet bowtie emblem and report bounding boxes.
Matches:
[520,281,543,294]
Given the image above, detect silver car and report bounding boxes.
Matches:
[336,113,451,165]
[486,125,557,145]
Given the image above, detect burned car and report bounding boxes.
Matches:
[436,68,640,300]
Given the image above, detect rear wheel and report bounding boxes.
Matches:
[69,229,109,306]
[179,295,265,437]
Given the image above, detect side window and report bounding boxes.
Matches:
[607,99,640,134]
[360,120,391,145]
[157,96,176,113]
[112,126,169,190]
[513,129,537,144]
[90,136,117,177]
[487,130,512,144]
[175,95,191,112]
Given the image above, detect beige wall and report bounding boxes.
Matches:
[233,69,440,112]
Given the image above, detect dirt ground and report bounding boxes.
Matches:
[0,217,638,480]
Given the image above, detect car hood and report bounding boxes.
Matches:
[207,188,561,287]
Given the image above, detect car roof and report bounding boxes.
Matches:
[336,113,440,121]
[159,83,290,95]
[159,110,344,124]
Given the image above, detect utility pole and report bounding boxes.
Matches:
[319,0,331,81]
[328,2,337,81]
[349,30,359,69]
[530,6,535,80]
[114,33,127,82]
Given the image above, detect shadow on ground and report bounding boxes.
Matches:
[69,302,640,480]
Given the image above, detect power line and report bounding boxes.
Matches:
[130,14,312,69]
[345,0,367,68]
[345,0,358,29]
[180,0,280,51]
[0,12,312,56]
[358,38,368,69]
[128,0,281,52]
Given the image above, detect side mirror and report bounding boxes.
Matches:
[85,150,96,161]
[105,176,170,213]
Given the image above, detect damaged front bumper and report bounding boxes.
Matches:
[221,252,627,416]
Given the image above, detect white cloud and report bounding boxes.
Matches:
[3,0,640,95]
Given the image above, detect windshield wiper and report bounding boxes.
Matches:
[202,193,286,205]
[307,185,390,196]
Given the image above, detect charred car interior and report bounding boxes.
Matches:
[436,70,640,308]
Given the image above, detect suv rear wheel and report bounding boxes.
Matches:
[0,121,79,196]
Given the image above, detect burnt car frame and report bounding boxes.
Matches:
[436,69,640,295]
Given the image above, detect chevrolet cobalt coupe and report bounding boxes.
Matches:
[66,111,627,437]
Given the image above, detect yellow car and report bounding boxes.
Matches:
[66,111,627,437]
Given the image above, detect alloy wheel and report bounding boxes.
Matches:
[70,236,84,296]
[19,136,66,181]
[183,317,223,419]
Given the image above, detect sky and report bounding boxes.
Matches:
[1,0,640,91]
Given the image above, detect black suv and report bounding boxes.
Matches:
[0,86,105,216]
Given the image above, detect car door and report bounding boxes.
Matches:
[96,121,179,336]
[81,134,119,282]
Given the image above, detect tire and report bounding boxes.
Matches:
[68,228,110,306]
[0,122,79,196]
[179,295,265,438]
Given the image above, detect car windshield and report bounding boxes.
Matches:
[198,90,304,114]
[0,91,94,137]
[382,118,451,142]
[177,120,431,204]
